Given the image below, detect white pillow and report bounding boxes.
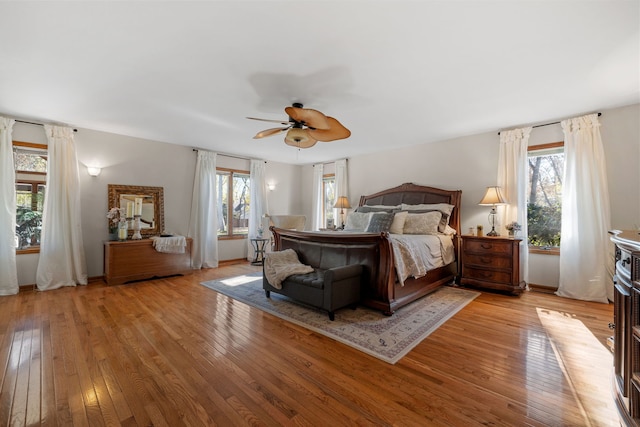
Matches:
[344,212,372,231]
[403,211,442,235]
[401,203,454,216]
[400,203,455,232]
[389,211,408,234]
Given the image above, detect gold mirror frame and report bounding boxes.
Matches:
[108,184,164,238]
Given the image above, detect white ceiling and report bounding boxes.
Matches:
[1,1,638,165]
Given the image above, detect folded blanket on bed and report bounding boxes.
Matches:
[264,249,314,290]
[150,236,187,254]
[389,234,455,286]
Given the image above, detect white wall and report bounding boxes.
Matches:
[12,103,638,287]
[12,123,302,284]
[301,103,640,288]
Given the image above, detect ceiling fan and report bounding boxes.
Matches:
[247,102,351,148]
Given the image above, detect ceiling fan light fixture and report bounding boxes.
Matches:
[285,128,317,148]
[248,103,349,148]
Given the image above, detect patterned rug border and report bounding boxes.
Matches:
[201,272,480,364]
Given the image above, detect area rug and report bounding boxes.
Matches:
[201,273,479,364]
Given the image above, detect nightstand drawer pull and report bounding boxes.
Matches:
[480,243,493,249]
[480,257,492,264]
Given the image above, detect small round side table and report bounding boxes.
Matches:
[250,238,269,266]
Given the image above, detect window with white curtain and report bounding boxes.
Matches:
[322,174,335,228]
[216,167,250,238]
[527,142,563,252]
[13,141,47,252]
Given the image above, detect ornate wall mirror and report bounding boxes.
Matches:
[108,184,164,238]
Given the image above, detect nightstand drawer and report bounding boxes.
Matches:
[464,239,513,255]
[464,253,512,269]
[462,266,512,284]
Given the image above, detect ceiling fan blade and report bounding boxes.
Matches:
[308,116,351,142]
[284,128,318,148]
[247,117,290,125]
[284,107,330,130]
[253,127,290,139]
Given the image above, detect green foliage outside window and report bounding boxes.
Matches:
[527,202,561,247]
[527,147,563,248]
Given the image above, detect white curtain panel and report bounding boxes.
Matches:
[334,158,348,221]
[247,159,267,261]
[557,114,611,303]
[0,117,18,295]
[188,150,218,269]
[497,127,531,285]
[311,163,324,230]
[36,125,87,291]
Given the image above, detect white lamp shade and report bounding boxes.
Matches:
[478,186,506,206]
[333,196,351,209]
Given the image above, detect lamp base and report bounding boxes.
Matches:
[486,230,499,237]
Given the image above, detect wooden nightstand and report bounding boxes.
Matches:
[460,235,525,295]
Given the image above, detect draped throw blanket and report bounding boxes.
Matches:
[264,249,314,289]
[390,235,455,286]
[151,236,187,254]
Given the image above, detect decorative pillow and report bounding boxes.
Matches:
[401,203,455,232]
[344,212,372,232]
[366,212,395,233]
[403,211,442,235]
[389,211,408,234]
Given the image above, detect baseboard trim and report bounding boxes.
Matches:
[528,283,557,294]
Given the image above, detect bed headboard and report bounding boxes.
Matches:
[359,182,462,234]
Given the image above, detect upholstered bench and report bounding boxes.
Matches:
[263,263,362,321]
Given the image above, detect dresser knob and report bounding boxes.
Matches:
[480,244,493,250]
[609,322,615,330]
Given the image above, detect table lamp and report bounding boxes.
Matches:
[478,186,506,236]
[333,196,351,229]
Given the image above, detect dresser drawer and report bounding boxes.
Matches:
[464,253,512,269]
[462,266,512,284]
[463,239,513,255]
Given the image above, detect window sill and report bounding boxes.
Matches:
[528,246,560,256]
[17,247,40,255]
[218,235,248,241]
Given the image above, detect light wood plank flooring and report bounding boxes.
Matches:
[0,263,617,426]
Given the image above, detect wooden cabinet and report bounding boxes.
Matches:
[610,230,640,427]
[460,235,525,295]
[104,238,192,285]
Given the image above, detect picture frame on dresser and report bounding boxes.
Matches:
[108,184,164,238]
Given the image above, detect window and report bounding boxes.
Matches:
[527,142,564,250]
[13,141,47,252]
[217,168,250,238]
[322,174,336,228]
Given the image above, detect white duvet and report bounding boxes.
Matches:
[389,234,455,286]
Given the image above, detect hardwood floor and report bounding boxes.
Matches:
[0,263,617,426]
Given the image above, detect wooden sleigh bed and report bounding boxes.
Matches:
[270,183,462,315]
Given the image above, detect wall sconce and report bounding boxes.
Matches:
[267,183,276,191]
[87,166,101,177]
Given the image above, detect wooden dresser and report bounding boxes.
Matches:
[460,235,525,295]
[104,238,192,285]
[610,230,640,427]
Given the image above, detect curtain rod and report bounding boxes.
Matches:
[313,158,348,167]
[191,148,266,163]
[15,119,78,133]
[498,112,601,135]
